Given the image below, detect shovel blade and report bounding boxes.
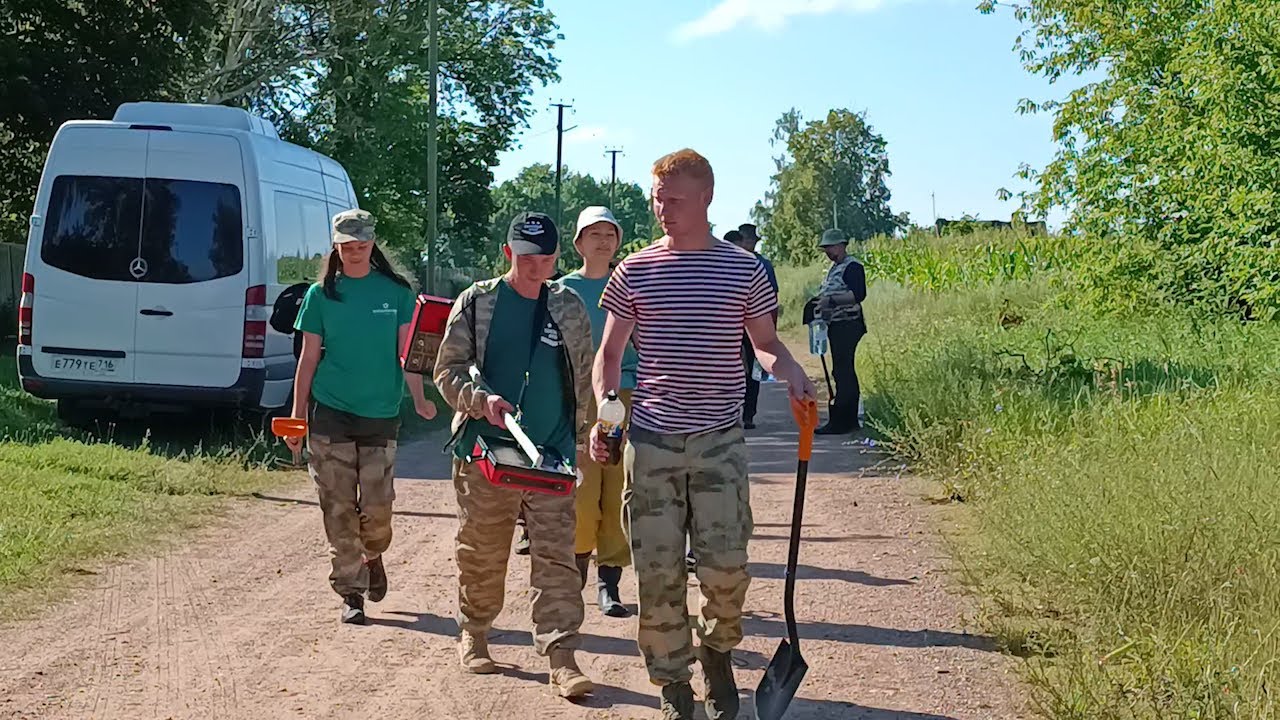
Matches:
[753,639,809,720]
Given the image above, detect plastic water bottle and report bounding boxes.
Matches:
[596,391,626,466]
[809,320,829,356]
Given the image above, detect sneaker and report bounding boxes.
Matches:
[340,594,366,625]
[548,648,594,698]
[366,556,387,603]
[458,631,497,674]
[596,565,631,618]
[660,681,695,720]
[698,647,740,720]
[514,524,531,556]
[685,551,697,574]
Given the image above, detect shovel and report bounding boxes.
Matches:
[755,397,819,720]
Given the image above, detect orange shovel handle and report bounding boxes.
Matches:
[271,417,308,439]
[790,397,819,462]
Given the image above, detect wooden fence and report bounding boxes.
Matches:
[0,243,22,338]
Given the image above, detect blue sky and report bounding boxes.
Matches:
[492,0,1076,236]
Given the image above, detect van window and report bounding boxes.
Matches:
[41,175,144,282]
[140,179,243,284]
[41,175,243,284]
[275,191,329,284]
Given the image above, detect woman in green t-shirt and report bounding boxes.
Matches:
[287,209,437,625]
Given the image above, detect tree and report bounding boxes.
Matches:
[0,0,214,242]
[752,108,901,264]
[488,164,654,271]
[981,0,1280,319]
[223,0,561,271]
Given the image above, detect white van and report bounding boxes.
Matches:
[17,102,358,422]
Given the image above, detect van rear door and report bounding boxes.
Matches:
[132,130,248,389]
[29,127,145,384]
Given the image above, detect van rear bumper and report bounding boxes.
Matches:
[18,355,267,410]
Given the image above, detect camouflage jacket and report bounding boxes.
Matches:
[433,277,595,448]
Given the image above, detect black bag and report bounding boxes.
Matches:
[270,283,310,335]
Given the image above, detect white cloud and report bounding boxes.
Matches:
[673,0,894,43]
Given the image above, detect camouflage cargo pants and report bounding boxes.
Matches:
[625,424,752,685]
[308,402,399,597]
[453,458,584,654]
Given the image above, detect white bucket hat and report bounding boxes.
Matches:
[573,206,623,243]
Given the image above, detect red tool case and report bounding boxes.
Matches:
[400,294,453,374]
[470,436,577,496]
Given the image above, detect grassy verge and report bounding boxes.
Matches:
[784,230,1280,718]
[0,348,288,617]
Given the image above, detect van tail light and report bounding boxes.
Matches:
[243,285,268,358]
[19,273,34,346]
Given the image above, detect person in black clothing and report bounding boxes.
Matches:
[724,227,778,429]
[813,229,867,435]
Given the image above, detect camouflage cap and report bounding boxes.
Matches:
[819,228,847,247]
[332,209,376,244]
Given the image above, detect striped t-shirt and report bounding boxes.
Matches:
[600,239,779,434]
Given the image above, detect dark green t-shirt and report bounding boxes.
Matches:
[455,281,575,464]
[295,272,415,419]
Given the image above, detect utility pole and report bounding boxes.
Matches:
[551,101,573,227]
[832,128,842,231]
[605,147,623,207]
[424,0,439,294]
[932,191,937,224]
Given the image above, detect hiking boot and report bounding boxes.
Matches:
[597,565,631,618]
[458,631,497,674]
[698,647,740,720]
[515,523,530,556]
[366,556,387,603]
[340,594,366,625]
[575,552,592,591]
[548,648,594,698]
[660,681,695,720]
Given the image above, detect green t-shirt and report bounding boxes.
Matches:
[295,272,415,419]
[455,281,576,464]
[558,270,638,390]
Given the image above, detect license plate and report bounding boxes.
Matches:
[51,356,119,377]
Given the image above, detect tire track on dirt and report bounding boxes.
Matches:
[177,556,239,717]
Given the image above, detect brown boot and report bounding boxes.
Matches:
[458,631,497,674]
[548,648,594,698]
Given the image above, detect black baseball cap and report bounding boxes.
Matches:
[507,212,560,256]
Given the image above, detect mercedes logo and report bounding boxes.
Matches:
[129,257,148,279]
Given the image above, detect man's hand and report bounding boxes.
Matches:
[772,358,818,404]
[588,422,617,464]
[817,295,833,312]
[413,396,438,421]
[484,395,514,428]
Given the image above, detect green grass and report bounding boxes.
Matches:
[781,231,1280,719]
[0,347,291,616]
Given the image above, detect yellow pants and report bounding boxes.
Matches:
[575,389,633,567]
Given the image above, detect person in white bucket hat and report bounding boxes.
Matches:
[556,205,639,618]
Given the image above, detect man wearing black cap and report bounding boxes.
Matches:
[433,212,597,698]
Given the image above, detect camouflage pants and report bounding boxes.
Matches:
[625,424,752,685]
[453,458,584,655]
[308,403,399,597]
[575,389,633,566]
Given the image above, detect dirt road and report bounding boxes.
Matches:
[0,384,1026,719]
